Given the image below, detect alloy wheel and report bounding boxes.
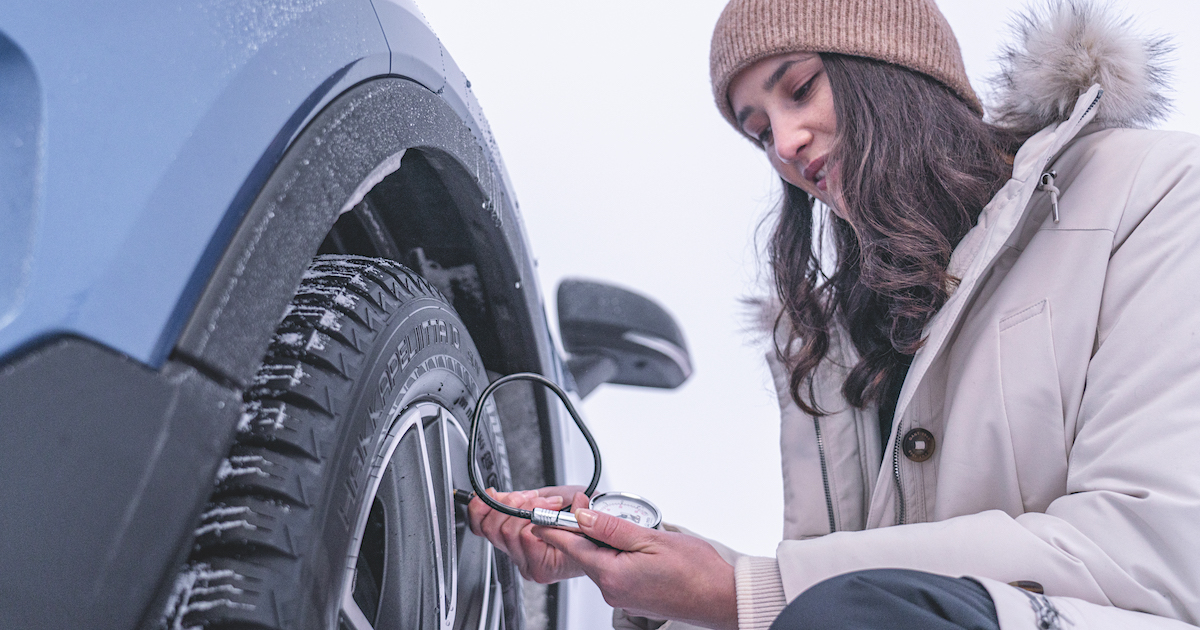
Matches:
[340,401,504,630]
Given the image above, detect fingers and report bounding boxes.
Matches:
[468,488,563,538]
[498,492,568,581]
[535,485,587,502]
[535,521,608,554]
[534,507,658,565]
[461,487,591,584]
[484,491,536,572]
[470,489,566,577]
[467,488,508,538]
[497,498,531,569]
[470,489,517,550]
[533,507,658,577]
[467,490,492,537]
[575,508,657,552]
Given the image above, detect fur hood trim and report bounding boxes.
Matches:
[988,0,1173,135]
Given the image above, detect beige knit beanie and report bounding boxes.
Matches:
[710,0,982,133]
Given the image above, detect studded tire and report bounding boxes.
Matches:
[161,255,522,630]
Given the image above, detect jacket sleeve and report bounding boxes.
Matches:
[752,132,1200,626]
[734,556,788,630]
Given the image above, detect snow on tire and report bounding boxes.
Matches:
[161,255,521,630]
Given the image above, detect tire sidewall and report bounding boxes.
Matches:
[317,294,509,628]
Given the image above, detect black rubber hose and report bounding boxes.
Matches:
[466,372,603,519]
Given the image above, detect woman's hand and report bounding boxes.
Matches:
[534,509,738,630]
[467,486,589,584]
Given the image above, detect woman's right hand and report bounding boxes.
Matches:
[468,485,590,584]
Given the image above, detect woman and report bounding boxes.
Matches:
[470,1,1200,628]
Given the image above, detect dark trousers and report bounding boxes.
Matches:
[769,569,1001,630]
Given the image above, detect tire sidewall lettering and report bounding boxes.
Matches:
[338,314,495,540]
[370,317,472,419]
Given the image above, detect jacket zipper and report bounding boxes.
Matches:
[1035,90,1101,224]
[1038,171,1060,222]
[892,418,905,525]
[1080,89,1103,120]
[813,417,837,533]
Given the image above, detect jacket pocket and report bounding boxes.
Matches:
[998,300,1068,512]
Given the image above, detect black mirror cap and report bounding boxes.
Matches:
[557,279,692,393]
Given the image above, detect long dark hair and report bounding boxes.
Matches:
[772,53,1022,416]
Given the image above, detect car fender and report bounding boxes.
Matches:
[0,0,392,365]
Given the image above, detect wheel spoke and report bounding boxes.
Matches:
[478,548,502,630]
[427,408,460,618]
[368,419,439,630]
[417,410,454,630]
[444,416,502,630]
[341,590,376,630]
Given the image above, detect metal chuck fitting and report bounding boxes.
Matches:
[531,508,580,530]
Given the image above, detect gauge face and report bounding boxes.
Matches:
[590,492,662,529]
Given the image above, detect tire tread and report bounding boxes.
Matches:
[162,255,456,630]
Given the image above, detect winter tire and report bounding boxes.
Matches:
[162,255,522,630]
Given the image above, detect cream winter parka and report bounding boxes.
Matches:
[724,4,1200,630]
[605,1,1199,627]
[613,4,1199,630]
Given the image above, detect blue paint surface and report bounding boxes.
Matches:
[0,0,522,366]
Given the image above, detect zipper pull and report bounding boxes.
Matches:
[1039,170,1060,223]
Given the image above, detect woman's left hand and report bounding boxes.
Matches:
[534,509,738,630]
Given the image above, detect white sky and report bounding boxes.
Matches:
[419,0,1200,556]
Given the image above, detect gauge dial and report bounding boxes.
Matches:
[590,492,662,529]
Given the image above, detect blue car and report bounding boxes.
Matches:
[0,2,691,629]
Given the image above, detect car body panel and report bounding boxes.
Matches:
[0,339,241,630]
[0,31,42,334]
[0,0,392,364]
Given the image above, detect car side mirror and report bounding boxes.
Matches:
[556,279,692,398]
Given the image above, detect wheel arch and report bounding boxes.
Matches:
[169,75,572,630]
[173,77,546,392]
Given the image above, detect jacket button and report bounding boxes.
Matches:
[902,428,936,462]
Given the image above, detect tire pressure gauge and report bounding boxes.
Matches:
[591,492,662,529]
[524,490,663,531]
[459,373,663,532]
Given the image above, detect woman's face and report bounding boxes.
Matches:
[728,52,840,210]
